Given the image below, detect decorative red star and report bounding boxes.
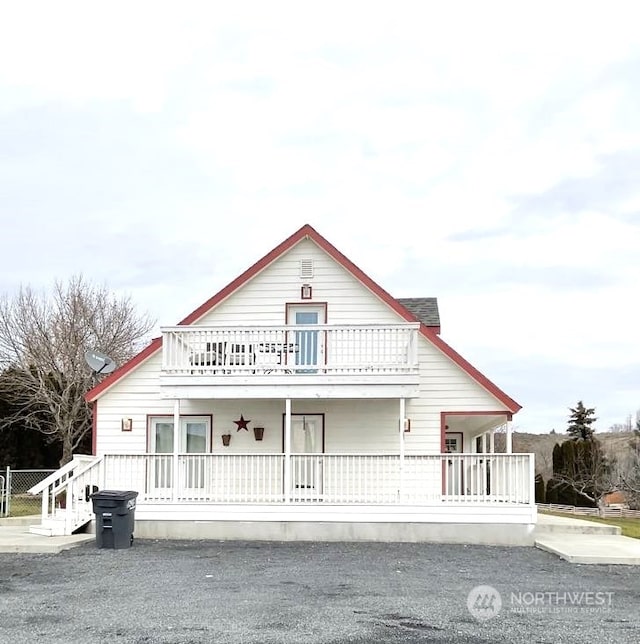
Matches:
[233,414,251,431]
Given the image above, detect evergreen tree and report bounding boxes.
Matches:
[547,436,606,507]
[560,440,577,477]
[534,474,546,504]
[552,443,563,473]
[567,401,597,440]
[546,478,559,504]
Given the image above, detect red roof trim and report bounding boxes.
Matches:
[85,223,521,413]
[422,324,521,413]
[304,228,521,413]
[179,225,317,325]
[85,226,315,402]
[91,400,97,455]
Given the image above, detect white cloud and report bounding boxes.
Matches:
[1,0,639,432]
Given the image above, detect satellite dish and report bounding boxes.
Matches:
[85,350,116,375]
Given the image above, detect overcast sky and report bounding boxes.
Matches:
[1,2,638,434]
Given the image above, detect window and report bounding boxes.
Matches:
[149,416,211,453]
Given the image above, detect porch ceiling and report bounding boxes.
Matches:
[159,378,420,399]
[444,413,508,435]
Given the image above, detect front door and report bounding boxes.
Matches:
[288,305,324,373]
[291,414,324,497]
[444,432,463,495]
[150,416,211,495]
[151,420,174,492]
[179,419,209,494]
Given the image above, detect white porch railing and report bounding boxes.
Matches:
[161,324,419,375]
[100,453,534,506]
[103,454,285,503]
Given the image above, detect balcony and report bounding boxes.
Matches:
[159,324,421,398]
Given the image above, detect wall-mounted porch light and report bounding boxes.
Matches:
[301,284,313,300]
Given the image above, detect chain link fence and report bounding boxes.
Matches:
[0,468,55,517]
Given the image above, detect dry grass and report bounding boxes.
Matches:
[3,495,41,517]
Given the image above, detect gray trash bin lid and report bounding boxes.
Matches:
[90,490,138,501]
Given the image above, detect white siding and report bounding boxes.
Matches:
[404,338,510,455]
[95,236,512,459]
[195,238,403,326]
[97,392,403,457]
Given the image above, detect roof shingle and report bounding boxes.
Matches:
[396,297,440,328]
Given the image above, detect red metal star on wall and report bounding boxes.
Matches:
[233,414,251,431]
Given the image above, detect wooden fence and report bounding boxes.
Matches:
[537,503,640,519]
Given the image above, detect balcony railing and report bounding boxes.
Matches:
[101,453,535,506]
[161,324,420,375]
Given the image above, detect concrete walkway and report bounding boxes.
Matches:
[535,512,640,565]
[0,516,94,554]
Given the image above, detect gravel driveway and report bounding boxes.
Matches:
[1,540,638,643]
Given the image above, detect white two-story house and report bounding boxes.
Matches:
[30,224,534,544]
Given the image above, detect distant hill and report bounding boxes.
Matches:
[493,431,636,480]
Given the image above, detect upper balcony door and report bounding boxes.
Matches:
[287,304,325,374]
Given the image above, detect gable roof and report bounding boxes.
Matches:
[396,297,440,331]
[85,224,521,413]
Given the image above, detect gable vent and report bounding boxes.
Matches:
[299,259,314,279]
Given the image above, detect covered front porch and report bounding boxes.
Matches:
[29,400,535,540]
[29,449,535,537]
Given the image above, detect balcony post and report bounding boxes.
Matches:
[489,430,495,454]
[284,399,291,503]
[172,399,180,502]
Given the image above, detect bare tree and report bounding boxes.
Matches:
[0,275,154,464]
[552,438,614,508]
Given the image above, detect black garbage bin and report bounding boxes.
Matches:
[90,490,138,549]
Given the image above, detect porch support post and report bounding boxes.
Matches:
[528,453,536,507]
[284,399,291,503]
[172,399,180,502]
[489,430,495,454]
[399,398,405,502]
[506,420,513,454]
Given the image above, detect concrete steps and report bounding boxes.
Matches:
[29,523,63,537]
[535,512,639,565]
[534,514,620,536]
